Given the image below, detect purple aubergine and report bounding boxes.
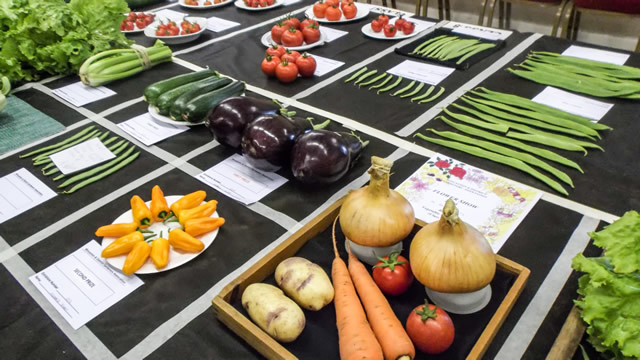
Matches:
[206,96,281,148]
[291,130,366,184]
[241,114,312,171]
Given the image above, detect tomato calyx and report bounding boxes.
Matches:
[373,251,406,272]
[415,300,439,322]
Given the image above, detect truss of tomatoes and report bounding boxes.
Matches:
[370,14,415,37]
[262,46,317,83]
[244,0,276,8]
[312,0,358,20]
[121,12,155,32]
[155,20,202,37]
[271,17,322,47]
[184,0,226,5]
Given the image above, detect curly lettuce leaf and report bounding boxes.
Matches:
[589,211,640,274]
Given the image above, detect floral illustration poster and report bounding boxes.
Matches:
[396,154,542,252]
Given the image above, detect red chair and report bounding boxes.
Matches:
[479,0,569,36]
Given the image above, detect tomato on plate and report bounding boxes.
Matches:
[342,3,356,19]
[124,21,135,31]
[281,49,300,63]
[275,59,299,83]
[395,15,406,28]
[281,27,304,47]
[372,251,413,296]
[406,301,455,354]
[300,18,319,29]
[262,54,280,77]
[204,0,213,5]
[340,0,354,12]
[325,0,339,6]
[266,44,286,58]
[313,1,328,18]
[271,21,288,44]
[282,16,301,30]
[190,23,201,33]
[371,19,383,33]
[402,21,415,35]
[296,53,316,77]
[302,23,321,44]
[325,5,341,21]
[383,24,397,37]
[377,14,389,25]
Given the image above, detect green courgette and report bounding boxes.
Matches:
[155,76,223,116]
[181,81,246,123]
[144,69,218,106]
[169,77,233,120]
[127,0,167,9]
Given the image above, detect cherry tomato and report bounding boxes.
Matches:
[261,54,280,77]
[275,60,299,83]
[371,19,383,33]
[281,27,304,47]
[377,14,389,25]
[325,0,338,6]
[158,23,168,31]
[266,0,274,5]
[215,0,223,3]
[402,21,415,35]
[395,15,406,29]
[145,14,154,25]
[340,0,354,12]
[296,53,316,77]
[383,24,397,37]
[271,22,287,44]
[372,252,413,296]
[127,11,136,21]
[300,18,319,29]
[313,1,328,18]
[204,0,213,4]
[156,28,169,36]
[282,16,300,30]
[190,23,201,32]
[342,3,357,19]
[181,29,191,35]
[120,20,127,31]
[135,18,147,29]
[325,5,342,21]
[124,21,135,31]
[406,301,455,355]
[302,23,321,44]
[266,44,286,58]
[181,20,191,30]
[258,0,268,7]
[169,27,180,36]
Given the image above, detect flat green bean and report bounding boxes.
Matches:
[401,82,424,98]
[421,36,458,57]
[354,70,378,86]
[411,86,435,102]
[530,51,640,79]
[417,36,453,55]
[410,35,447,54]
[456,43,496,64]
[61,152,140,194]
[58,143,133,188]
[344,67,368,83]
[419,86,445,103]
[359,72,387,87]
[377,76,403,94]
[441,40,481,60]
[19,126,96,158]
[369,74,393,90]
[442,108,509,132]
[507,132,588,154]
[391,80,415,97]
[102,136,119,147]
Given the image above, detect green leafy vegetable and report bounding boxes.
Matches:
[589,211,640,274]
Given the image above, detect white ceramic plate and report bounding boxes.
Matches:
[101,196,220,274]
[144,17,207,44]
[260,30,327,51]
[148,105,205,126]
[234,0,283,11]
[360,23,418,40]
[121,13,155,33]
[179,0,234,9]
[304,3,369,23]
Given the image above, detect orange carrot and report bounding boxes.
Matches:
[332,216,383,360]
[347,245,415,360]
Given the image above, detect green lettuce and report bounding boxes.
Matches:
[589,210,640,274]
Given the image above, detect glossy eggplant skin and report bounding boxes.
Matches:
[206,96,280,148]
[291,130,365,184]
[241,114,312,171]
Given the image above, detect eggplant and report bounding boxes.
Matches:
[241,114,312,171]
[291,130,367,184]
[206,96,281,148]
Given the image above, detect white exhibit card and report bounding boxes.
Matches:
[0,168,57,224]
[306,54,345,77]
[387,60,455,85]
[49,138,116,175]
[562,45,629,66]
[155,9,188,22]
[51,82,116,107]
[196,153,288,205]
[29,241,144,330]
[321,27,349,43]
[118,113,189,146]
[532,87,614,121]
[395,154,541,252]
[206,17,241,33]
[365,5,413,17]
[283,0,302,6]
[444,21,512,41]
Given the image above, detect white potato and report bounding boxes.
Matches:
[241,283,306,343]
[274,257,335,311]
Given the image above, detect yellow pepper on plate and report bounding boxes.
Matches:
[131,195,153,228]
[101,231,144,258]
[151,237,170,269]
[122,241,152,275]
[184,217,225,237]
[95,222,138,237]
[169,190,206,216]
[150,185,170,222]
[169,228,204,253]
[177,200,217,226]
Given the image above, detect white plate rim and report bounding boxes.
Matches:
[143,17,207,43]
[360,22,418,40]
[148,105,205,126]
[304,3,369,24]
[179,0,234,9]
[233,0,284,11]
[101,195,220,275]
[260,29,327,50]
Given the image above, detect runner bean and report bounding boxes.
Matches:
[344,67,368,83]
[411,86,435,102]
[400,82,424,98]
[359,72,387,87]
[418,86,445,103]
[354,69,378,86]
[369,74,393,90]
[391,80,415,97]
[377,76,403,94]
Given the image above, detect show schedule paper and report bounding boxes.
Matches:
[52,82,116,107]
[196,154,287,205]
[387,60,455,85]
[50,138,116,175]
[395,154,541,252]
[0,168,56,224]
[207,17,241,32]
[532,87,613,121]
[118,113,189,146]
[29,240,144,330]
[562,45,630,66]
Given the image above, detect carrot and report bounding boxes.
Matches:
[332,216,383,360]
[347,244,415,360]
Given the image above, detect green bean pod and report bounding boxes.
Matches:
[353,70,378,86]
[507,132,588,154]
[442,108,509,132]
[359,72,387,87]
[32,130,101,162]
[419,86,445,103]
[377,76,403,94]
[410,35,447,54]
[391,80,416,97]
[61,152,140,195]
[58,143,133,188]
[19,126,96,158]
[344,67,368,83]
[369,74,393,90]
[456,43,496,64]
[411,86,435,103]
[400,82,425,98]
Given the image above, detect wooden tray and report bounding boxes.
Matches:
[545,305,587,360]
[212,197,531,360]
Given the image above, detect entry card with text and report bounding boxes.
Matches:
[52,82,116,107]
[562,45,630,66]
[29,240,144,330]
[50,138,116,175]
[444,21,512,41]
[395,154,541,252]
[387,60,455,85]
[0,168,56,224]
[532,87,614,121]
[118,113,189,146]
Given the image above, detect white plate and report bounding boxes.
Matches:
[304,3,369,23]
[101,196,220,274]
[143,17,207,44]
[260,30,327,51]
[179,0,234,9]
[121,13,155,33]
[234,0,283,11]
[360,23,418,40]
[148,105,205,126]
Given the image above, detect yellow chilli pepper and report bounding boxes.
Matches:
[169,190,206,216]
[177,200,217,226]
[131,195,153,228]
[150,185,170,222]
[169,229,204,253]
[101,231,144,258]
[95,222,138,237]
[122,241,151,275]
[184,217,226,237]
[150,237,170,269]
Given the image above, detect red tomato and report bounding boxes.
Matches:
[181,20,191,30]
[300,18,319,29]
[271,22,287,44]
[144,14,154,25]
[124,21,135,31]
[371,19,383,33]
[372,252,413,296]
[302,23,321,44]
[402,21,415,35]
[395,15,406,29]
[120,20,127,31]
[296,53,316,77]
[325,0,339,6]
[281,49,300,63]
[258,0,268,7]
[204,0,212,4]
[377,14,389,25]
[383,24,397,37]
[313,1,328,18]
[406,302,455,354]
[190,23,201,32]
[169,27,180,36]
[340,0,354,12]
[266,44,286,58]
[342,3,356,19]
[266,0,274,5]
[275,60,299,83]
[325,5,341,21]
[282,16,301,30]
[127,11,136,21]
[156,28,169,36]
[261,54,280,77]
[281,28,304,47]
